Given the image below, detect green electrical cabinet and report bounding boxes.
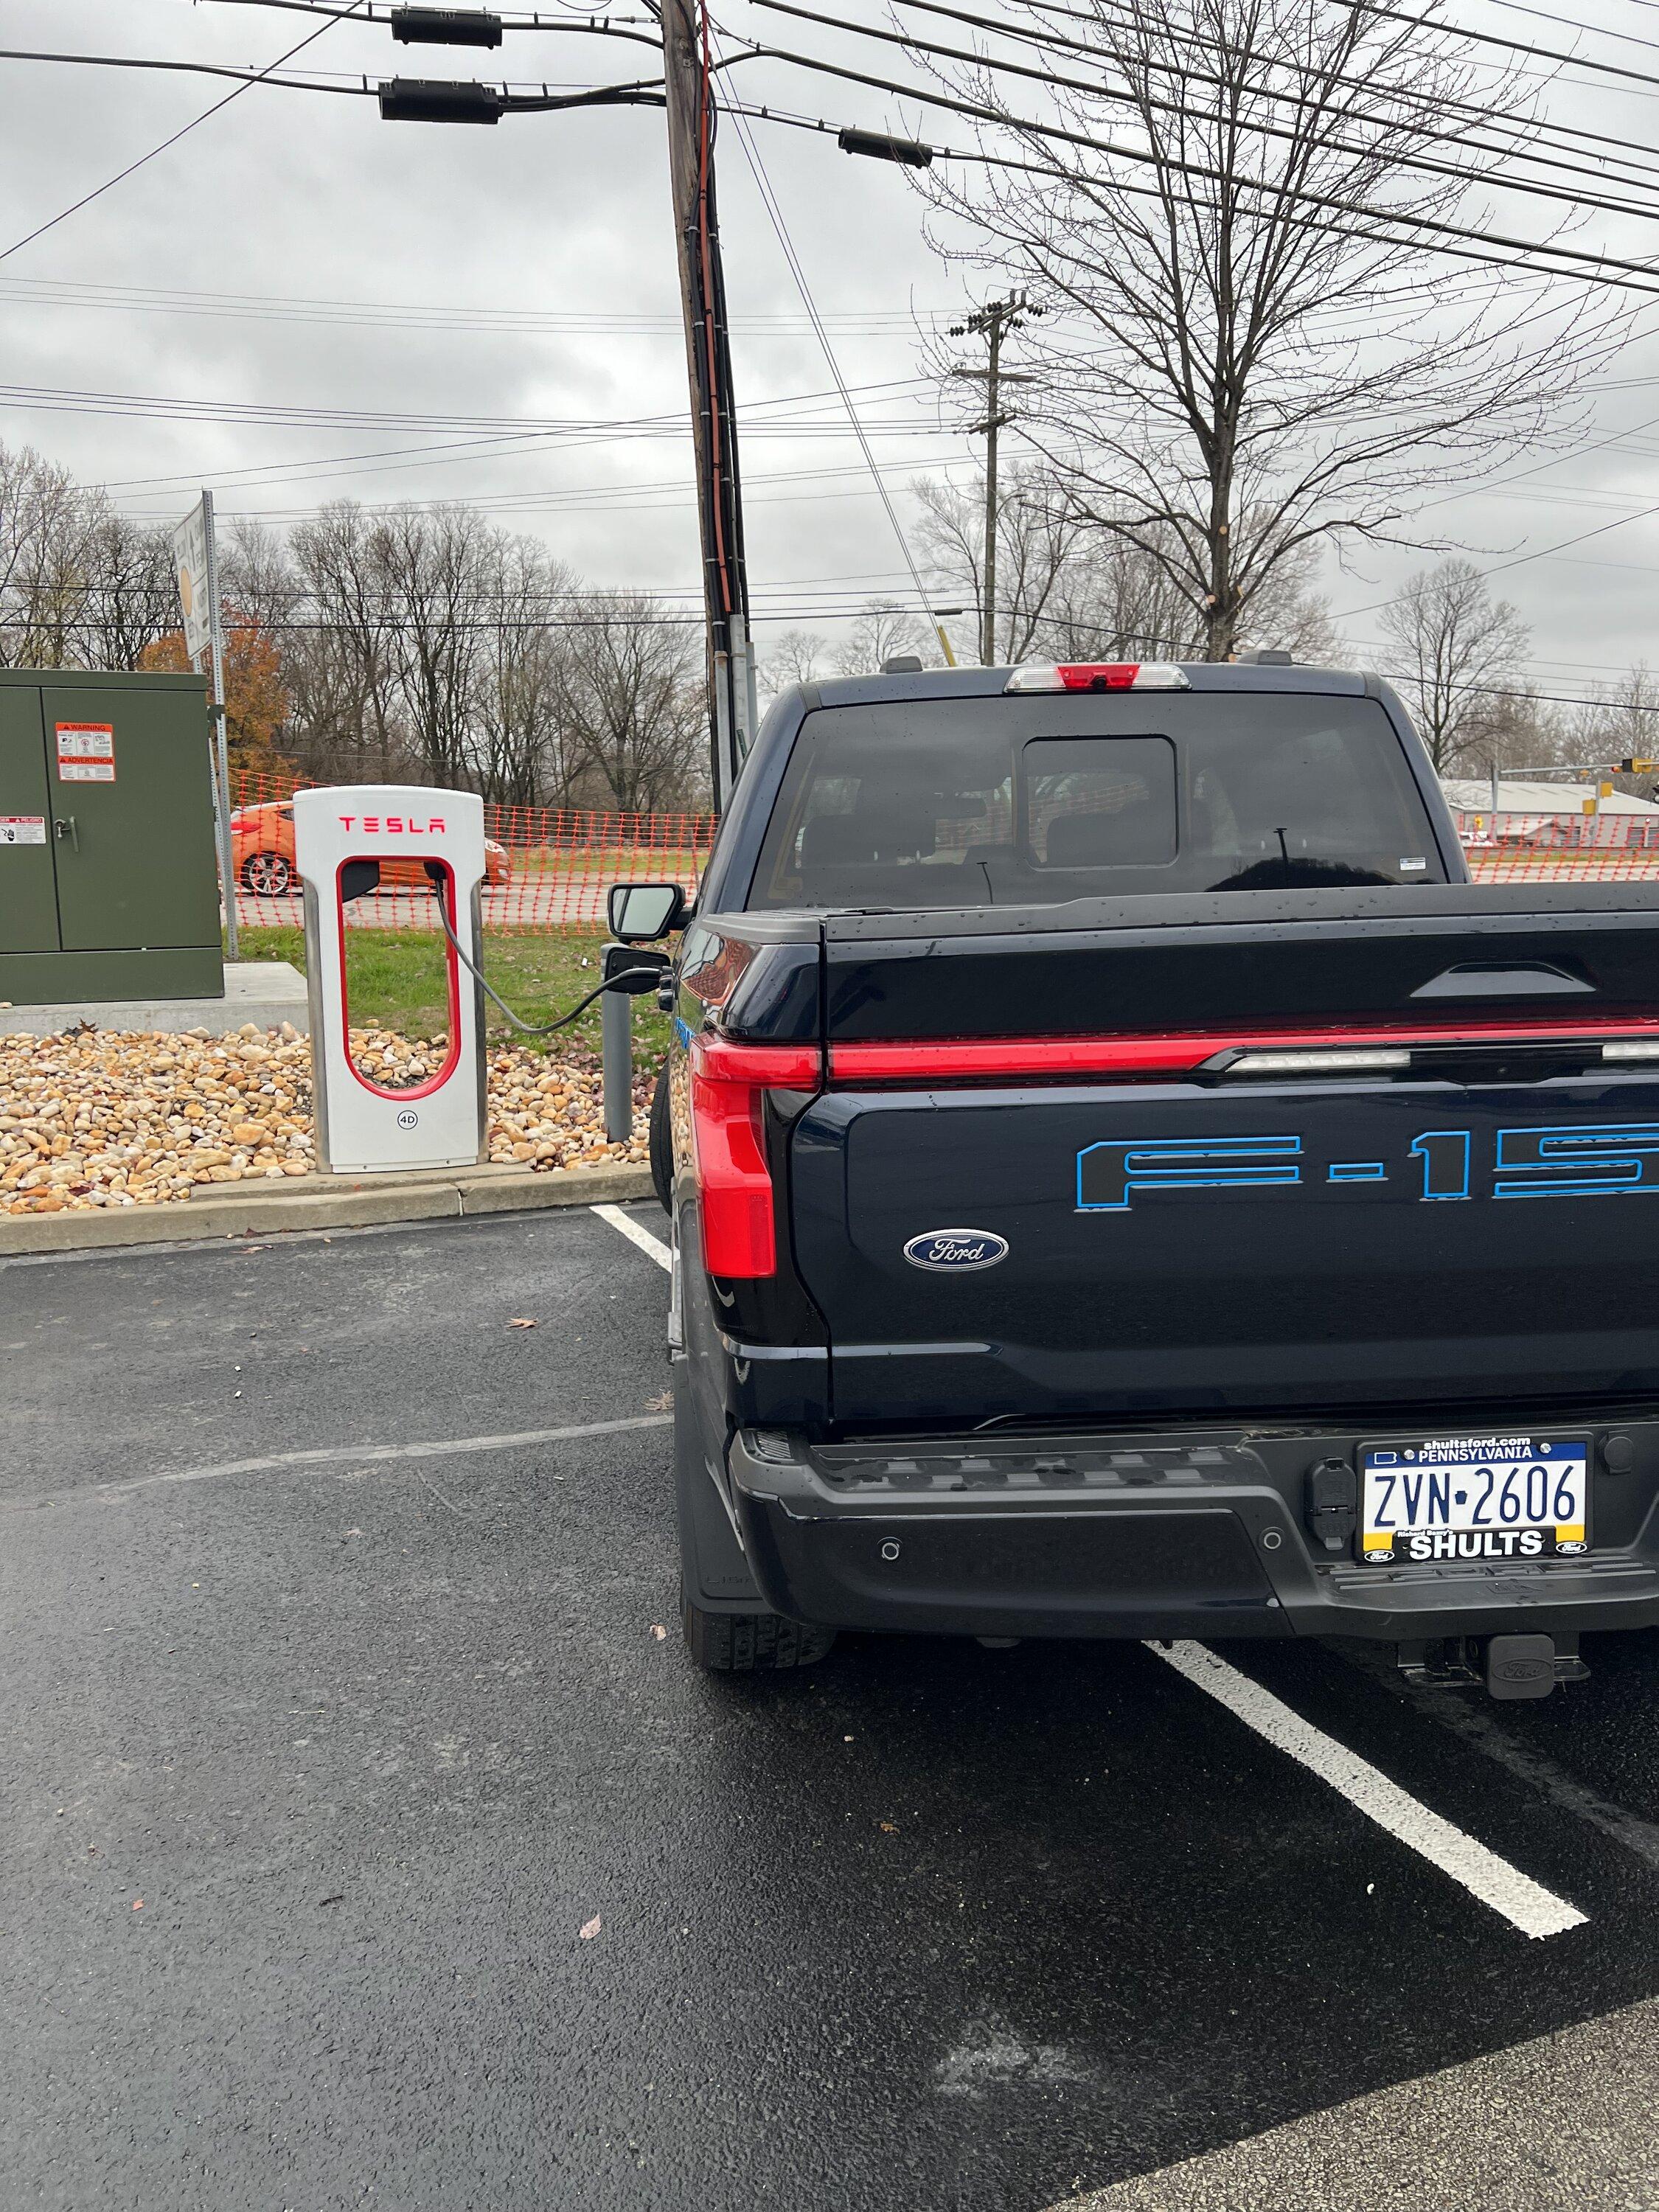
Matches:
[0,669,224,1004]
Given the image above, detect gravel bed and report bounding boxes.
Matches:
[0,1024,651,1214]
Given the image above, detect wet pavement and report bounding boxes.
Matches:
[6,1207,1659,2211]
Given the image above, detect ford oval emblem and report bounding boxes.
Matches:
[902,1228,1009,1272]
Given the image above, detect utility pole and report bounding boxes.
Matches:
[948,293,1038,666]
[661,0,754,809]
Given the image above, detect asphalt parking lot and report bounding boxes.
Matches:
[9,1207,1659,2211]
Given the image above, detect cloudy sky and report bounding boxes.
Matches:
[4,0,1659,712]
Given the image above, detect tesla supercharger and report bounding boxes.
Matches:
[293,785,488,1174]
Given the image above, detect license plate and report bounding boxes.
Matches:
[1360,1435,1589,1564]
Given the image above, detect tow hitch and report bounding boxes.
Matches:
[1395,1634,1590,1700]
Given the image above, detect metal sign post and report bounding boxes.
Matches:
[171,491,238,959]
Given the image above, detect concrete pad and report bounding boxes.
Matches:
[0,1161,653,1256]
[1047,1997,1659,2212]
[0,960,308,1038]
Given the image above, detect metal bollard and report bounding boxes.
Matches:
[600,943,634,1144]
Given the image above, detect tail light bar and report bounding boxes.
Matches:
[827,1018,1659,1085]
[1214,1048,1413,1077]
[1004,661,1190,694]
[688,1036,821,1278]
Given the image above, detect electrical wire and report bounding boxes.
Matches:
[0,45,664,114]
[431,893,664,1032]
[195,0,663,38]
[0,270,949,336]
[0,4,364,266]
[965,0,1659,108]
[743,0,1659,231]
[1358,0,1659,88]
[723,61,1659,302]
[874,0,1659,193]
[726,38,1659,283]
[0,368,937,439]
[706,46,950,642]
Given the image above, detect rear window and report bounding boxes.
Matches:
[748,692,1446,909]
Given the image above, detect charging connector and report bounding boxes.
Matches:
[427,875,667,1036]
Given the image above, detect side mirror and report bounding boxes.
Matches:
[608,880,689,942]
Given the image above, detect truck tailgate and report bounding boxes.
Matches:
[790,889,1659,1427]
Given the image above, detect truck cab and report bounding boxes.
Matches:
[619,660,1659,1695]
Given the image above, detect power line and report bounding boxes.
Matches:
[0,270,950,337]
[192,0,662,35]
[711,44,946,647]
[0,6,363,266]
[15,17,1659,293]
[1363,0,1659,86]
[0,45,665,114]
[744,0,1659,232]
[1001,0,1659,101]
[1477,0,1659,58]
[0,369,940,437]
[724,54,1659,300]
[877,0,1659,190]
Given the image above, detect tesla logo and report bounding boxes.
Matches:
[337,815,447,835]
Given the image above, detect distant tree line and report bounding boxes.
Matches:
[6,437,1652,807]
[0,439,709,812]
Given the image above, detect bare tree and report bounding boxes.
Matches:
[472,535,583,806]
[287,502,408,780]
[1533,662,1659,783]
[553,595,706,813]
[834,602,931,676]
[74,512,175,671]
[919,0,1617,659]
[912,464,1082,663]
[372,504,488,787]
[0,442,100,667]
[1377,559,1531,772]
[760,627,827,695]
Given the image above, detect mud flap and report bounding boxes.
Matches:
[674,1357,764,1612]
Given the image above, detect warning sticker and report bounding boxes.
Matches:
[56,722,115,782]
[0,815,46,845]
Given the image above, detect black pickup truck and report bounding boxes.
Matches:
[613,658,1659,1699]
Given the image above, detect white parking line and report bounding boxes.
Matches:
[1150,1640,1587,1941]
[5,1413,674,1512]
[588,1206,1585,1936]
[592,1203,672,1272]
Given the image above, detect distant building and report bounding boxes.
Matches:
[1442,777,1659,852]
[1442,776,1659,818]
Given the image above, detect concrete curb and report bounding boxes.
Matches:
[0,1161,656,1256]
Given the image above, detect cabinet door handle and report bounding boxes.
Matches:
[55,815,79,850]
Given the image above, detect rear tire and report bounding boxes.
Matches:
[683,1596,837,1673]
[650,1060,672,1211]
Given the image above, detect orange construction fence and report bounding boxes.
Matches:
[1454,810,1659,882]
[229,768,718,930]
[226,775,1659,931]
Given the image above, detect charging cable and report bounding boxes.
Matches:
[432,897,664,1037]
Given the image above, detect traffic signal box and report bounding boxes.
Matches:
[0,669,223,1004]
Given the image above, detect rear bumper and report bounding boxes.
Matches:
[727,1418,1659,1643]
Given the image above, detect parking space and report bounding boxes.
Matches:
[7,1209,1659,2210]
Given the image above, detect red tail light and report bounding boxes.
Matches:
[688,1036,821,1277]
[1004,661,1190,694]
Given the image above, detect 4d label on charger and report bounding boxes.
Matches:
[56,723,115,782]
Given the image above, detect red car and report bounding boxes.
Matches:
[231,801,510,894]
